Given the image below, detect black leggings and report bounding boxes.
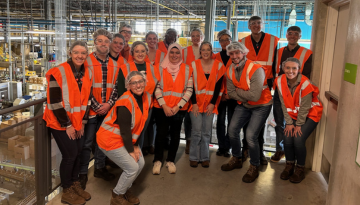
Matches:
[50,128,83,188]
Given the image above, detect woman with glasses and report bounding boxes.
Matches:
[97,71,151,205]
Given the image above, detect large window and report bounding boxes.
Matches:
[171,22,182,35]
[152,21,163,34]
[135,21,146,33]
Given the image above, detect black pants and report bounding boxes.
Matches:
[51,128,83,189]
[242,123,265,155]
[153,108,186,163]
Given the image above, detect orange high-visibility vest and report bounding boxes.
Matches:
[182,46,196,66]
[215,52,232,96]
[157,41,168,53]
[275,46,313,77]
[116,55,128,67]
[120,62,160,95]
[84,52,120,115]
[274,74,323,122]
[153,63,193,111]
[96,90,152,151]
[190,59,226,114]
[43,62,93,131]
[127,54,151,64]
[154,49,166,65]
[226,60,272,106]
[240,33,279,79]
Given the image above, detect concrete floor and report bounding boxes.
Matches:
[47,144,328,205]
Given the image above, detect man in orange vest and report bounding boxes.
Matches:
[270,26,313,163]
[154,28,178,65]
[239,16,279,165]
[79,29,119,189]
[119,24,133,61]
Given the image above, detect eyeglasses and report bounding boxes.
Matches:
[113,41,125,46]
[96,39,110,44]
[71,51,88,55]
[287,32,301,36]
[129,79,145,87]
[249,21,262,26]
[120,30,132,35]
[219,39,231,43]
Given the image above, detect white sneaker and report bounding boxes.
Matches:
[153,161,162,175]
[166,162,176,174]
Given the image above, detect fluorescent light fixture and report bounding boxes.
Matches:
[26,30,56,34]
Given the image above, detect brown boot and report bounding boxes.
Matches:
[280,161,295,180]
[125,189,140,205]
[61,186,86,205]
[201,160,210,168]
[221,157,242,171]
[289,165,305,183]
[271,150,285,163]
[242,164,259,183]
[111,191,132,205]
[242,148,249,162]
[185,140,190,154]
[190,161,198,168]
[72,181,91,201]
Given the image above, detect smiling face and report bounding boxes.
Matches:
[70,45,88,68]
[133,44,147,64]
[229,50,245,64]
[120,27,132,43]
[219,35,231,50]
[129,75,145,96]
[146,34,158,49]
[248,20,262,34]
[191,31,203,47]
[286,30,301,46]
[169,47,181,64]
[200,44,212,60]
[94,35,110,55]
[110,37,125,54]
[283,61,300,80]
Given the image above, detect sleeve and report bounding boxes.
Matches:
[155,82,166,106]
[90,95,102,111]
[107,81,119,107]
[177,74,193,108]
[116,69,127,98]
[82,88,93,124]
[301,54,312,79]
[210,76,223,104]
[227,75,247,102]
[48,75,71,127]
[117,106,135,153]
[296,92,313,126]
[278,88,294,125]
[233,68,265,102]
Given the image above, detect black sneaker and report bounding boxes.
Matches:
[94,167,115,181]
[223,149,231,158]
[216,149,224,156]
[78,174,88,190]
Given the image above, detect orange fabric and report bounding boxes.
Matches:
[116,56,128,67]
[120,44,130,61]
[43,62,92,131]
[190,59,226,114]
[153,63,193,111]
[226,60,272,106]
[182,46,196,66]
[127,54,151,64]
[154,49,167,65]
[157,41,168,53]
[84,52,120,115]
[120,62,160,95]
[96,90,151,151]
[275,46,313,76]
[274,74,323,122]
[215,52,232,95]
[240,33,279,79]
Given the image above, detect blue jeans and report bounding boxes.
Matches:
[228,104,272,166]
[79,115,107,173]
[189,112,214,162]
[284,118,318,166]
[184,112,192,140]
[137,109,154,148]
[100,146,144,194]
[216,99,237,150]
[273,90,285,151]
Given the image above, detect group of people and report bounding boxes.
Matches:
[43,15,323,205]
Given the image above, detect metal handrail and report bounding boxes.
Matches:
[0,98,46,115]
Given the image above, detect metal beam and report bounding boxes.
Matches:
[204,0,216,44]
[226,1,232,30]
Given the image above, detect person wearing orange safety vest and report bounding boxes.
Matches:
[215,29,237,158]
[182,28,205,154]
[154,28,178,65]
[79,29,119,189]
[273,57,322,184]
[43,41,92,205]
[239,16,279,165]
[153,43,194,175]
[97,71,151,205]
[270,26,313,164]
[188,42,226,168]
[120,41,161,154]
[119,24,133,61]
[221,42,273,184]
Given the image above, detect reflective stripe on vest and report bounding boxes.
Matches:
[159,64,190,98]
[160,52,165,63]
[184,47,188,63]
[242,35,276,66]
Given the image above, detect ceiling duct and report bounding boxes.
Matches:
[305,3,313,26]
[288,4,296,26]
